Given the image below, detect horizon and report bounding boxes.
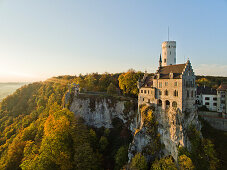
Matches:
[0,0,227,82]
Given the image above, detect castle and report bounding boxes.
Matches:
[137,41,196,113]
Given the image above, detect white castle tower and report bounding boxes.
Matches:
[162,41,176,66]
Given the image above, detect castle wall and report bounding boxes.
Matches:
[138,78,183,112]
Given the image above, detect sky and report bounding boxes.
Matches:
[0,0,227,82]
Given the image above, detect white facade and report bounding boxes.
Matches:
[162,41,176,66]
[201,94,217,111]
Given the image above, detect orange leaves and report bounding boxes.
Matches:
[44,114,70,137]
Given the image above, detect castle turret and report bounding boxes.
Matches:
[162,41,176,66]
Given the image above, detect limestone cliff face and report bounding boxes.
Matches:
[68,93,200,162]
[69,93,138,130]
[129,107,201,161]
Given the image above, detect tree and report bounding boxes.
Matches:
[107,83,119,95]
[118,70,143,96]
[131,153,147,170]
[72,117,101,170]
[115,146,128,169]
[99,136,108,153]
[151,156,177,170]
[178,155,194,170]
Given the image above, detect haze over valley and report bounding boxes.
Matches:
[0,83,28,102]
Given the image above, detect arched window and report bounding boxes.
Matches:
[165,100,170,108]
[172,101,177,108]
[165,90,168,96]
[158,99,162,106]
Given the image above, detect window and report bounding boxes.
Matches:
[144,90,146,94]
[165,90,168,96]
[174,58,176,63]
[165,82,168,86]
[213,103,217,106]
[221,100,225,104]
[159,82,162,88]
[164,59,167,63]
[174,82,177,86]
[172,101,177,108]
[174,90,178,97]
[148,99,150,103]
[165,100,170,108]
[142,98,144,101]
[205,102,209,105]
[141,90,143,93]
[205,97,210,100]
[148,90,149,94]
[159,90,162,96]
[170,51,171,55]
[191,91,194,97]
[213,97,217,101]
[158,99,162,106]
[187,90,189,98]
[221,95,225,98]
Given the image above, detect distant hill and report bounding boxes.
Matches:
[0,82,28,102]
[196,75,227,89]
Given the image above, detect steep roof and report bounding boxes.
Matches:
[217,83,227,91]
[141,76,153,87]
[157,64,186,79]
[197,86,217,95]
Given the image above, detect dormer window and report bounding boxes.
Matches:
[169,72,174,79]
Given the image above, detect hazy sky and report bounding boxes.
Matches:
[0,0,227,82]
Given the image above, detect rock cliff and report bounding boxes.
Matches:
[129,106,201,161]
[69,93,138,130]
[68,93,201,162]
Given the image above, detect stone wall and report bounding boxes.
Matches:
[199,111,227,131]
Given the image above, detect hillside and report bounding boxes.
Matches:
[0,72,224,170]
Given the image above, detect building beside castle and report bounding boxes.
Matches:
[196,86,217,111]
[137,41,196,113]
[217,83,227,114]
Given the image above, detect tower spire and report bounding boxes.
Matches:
[159,53,162,67]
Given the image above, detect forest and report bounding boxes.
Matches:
[0,70,225,170]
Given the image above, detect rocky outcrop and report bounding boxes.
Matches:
[69,93,138,130]
[129,106,201,161]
